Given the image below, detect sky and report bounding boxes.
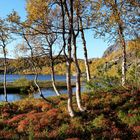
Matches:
[0,0,109,59]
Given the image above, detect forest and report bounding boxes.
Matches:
[0,0,140,139]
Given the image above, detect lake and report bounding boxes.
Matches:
[0,74,76,82]
[0,86,86,102]
[0,74,85,102]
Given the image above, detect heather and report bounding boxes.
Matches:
[0,87,139,139]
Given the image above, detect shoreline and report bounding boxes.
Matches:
[0,81,76,94]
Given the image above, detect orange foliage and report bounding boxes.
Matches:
[133,125,140,133]
[6,114,26,124]
[0,131,16,139]
[46,108,59,117]
[36,102,52,111]
[17,119,29,132]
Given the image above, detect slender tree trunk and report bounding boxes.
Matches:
[29,56,44,98]
[34,73,42,96]
[33,68,52,102]
[31,57,46,99]
[79,17,91,81]
[67,0,75,117]
[66,59,74,117]
[3,47,7,102]
[66,34,75,117]
[23,34,46,99]
[113,0,126,86]
[73,35,85,112]
[49,45,61,96]
[61,0,75,117]
[118,25,126,86]
[50,60,61,96]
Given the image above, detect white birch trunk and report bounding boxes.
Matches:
[73,38,85,112]
[51,64,61,96]
[3,47,7,102]
[66,61,75,117]
[79,17,91,82]
[118,26,126,86]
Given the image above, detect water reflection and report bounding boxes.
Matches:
[0,74,78,102]
[0,93,26,102]
[0,86,86,102]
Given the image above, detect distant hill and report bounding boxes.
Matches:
[0,58,15,67]
[102,43,120,58]
[0,58,15,61]
[0,39,140,76]
[0,55,85,74]
[89,38,140,77]
[0,58,15,73]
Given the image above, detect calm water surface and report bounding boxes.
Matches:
[0,74,75,82]
[0,87,86,102]
[0,74,86,102]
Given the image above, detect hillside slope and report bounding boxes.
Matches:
[90,38,140,77]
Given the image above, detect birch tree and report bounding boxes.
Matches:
[8,12,49,100]
[75,0,92,82]
[60,0,75,116]
[0,18,12,102]
[92,0,139,86]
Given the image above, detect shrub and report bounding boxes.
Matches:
[70,117,83,129]
[17,119,29,132]
[91,114,107,128]
[6,114,26,124]
[36,102,52,112]
[58,123,69,138]
[86,75,121,92]
[111,95,122,104]
[0,102,8,110]
[127,64,140,90]
[117,110,140,126]
[28,121,34,140]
